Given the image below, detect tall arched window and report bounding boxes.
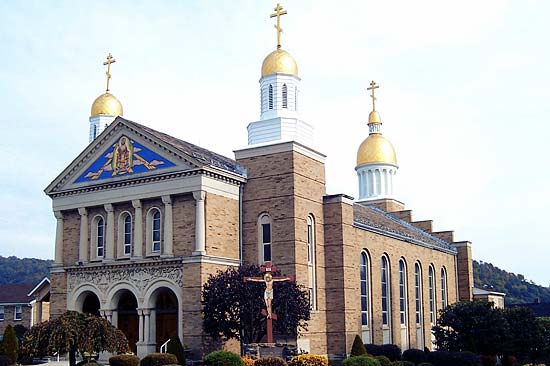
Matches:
[414,262,424,349]
[268,85,274,109]
[152,210,161,252]
[399,259,409,349]
[381,255,392,343]
[360,251,372,343]
[428,265,436,324]
[441,267,448,309]
[307,215,317,309]
[258,214,272,263]
[282,84,288,108]
[96,217,105,258]
[123,214,132,255]
[295,86,298,111]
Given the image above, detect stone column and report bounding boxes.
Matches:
[137,309,144,343]
[53,211,64,265]
[132,200,143,258]
[193,190,206,255]
[143,309,151,343]
[161,196,173,256]
[104,204,115,261]
[78,208,89,263]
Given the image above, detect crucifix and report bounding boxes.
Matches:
[244,261,293,344]
[367,80,379,111]
[270,3,287,49]
[103,53,116,93]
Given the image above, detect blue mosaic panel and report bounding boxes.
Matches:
[75,135,176,183]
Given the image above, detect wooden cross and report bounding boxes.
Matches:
[367,80,379,111]
[270,3,287,49]
[103,53,116,93]
[244,261,293,344]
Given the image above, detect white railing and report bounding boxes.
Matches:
[160,339,170,353]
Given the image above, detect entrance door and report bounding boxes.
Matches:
[117,290,139,354]
[154,289,178,350]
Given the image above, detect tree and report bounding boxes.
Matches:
[166,336,186,365]
[0,325,18,364]
[350,335,367,356]
[202,264,310,343]
[21,311,129,366]
[504,307,550,364]
[432,301,509,355]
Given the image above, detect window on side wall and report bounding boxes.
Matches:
[0,306,4,321]
[14,305,22,320]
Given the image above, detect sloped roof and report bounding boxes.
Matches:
[0,283,34,304]
[353,204,456,253]
[124,119,247,177]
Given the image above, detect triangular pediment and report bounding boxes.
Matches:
[46,118,208,195]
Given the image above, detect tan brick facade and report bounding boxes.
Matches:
[46,120,473,360]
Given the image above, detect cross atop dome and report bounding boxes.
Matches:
[367,80,379,112]
[270,3,287,49]
[103,53,116,93]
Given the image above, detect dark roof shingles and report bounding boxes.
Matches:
[353,204,455,251]
[124,119,246,177]
[0,283,34,303]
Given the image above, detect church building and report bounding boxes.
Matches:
[45,3,474,361]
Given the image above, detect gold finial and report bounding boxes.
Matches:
[270,3,287,49]
[103,53,116,93]
[367,80,379,111]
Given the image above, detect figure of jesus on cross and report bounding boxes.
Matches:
[244,261,293,343]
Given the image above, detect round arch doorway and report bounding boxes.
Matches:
[116,290,139,354]
[151,288,178,350]
[81,292,100,316]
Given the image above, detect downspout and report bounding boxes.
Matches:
[239,183,244,265]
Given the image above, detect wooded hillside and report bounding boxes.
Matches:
[0,256,52,285]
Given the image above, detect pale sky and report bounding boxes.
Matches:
[1,1,549,285]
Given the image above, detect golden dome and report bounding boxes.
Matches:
[91,92,123,116]
[368,110,381,124]
[357,134,397,166]
[261,48,298,77]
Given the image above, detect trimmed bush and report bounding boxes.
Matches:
[242,356,255,366]
[453,351,480,366]
[343,355,381,366]
[351,335,367,356]
[374,355,390,366]
[288,355,328,366]
[109,355,140,366]
[254,356,287,366]
[402,349,427,365]
[166,336,186,366]
[0,325,18,365]
[391,362,414,366]
[379,345,401,362]
[479,355,496,366]
[417,363,433,366]
[0,355,13,366]
[427,351,453,366]
[365,344,382,357]
[140,353,178,366]
[204,351,244,366]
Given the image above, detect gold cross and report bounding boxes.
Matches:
[270,3,287,49]
[103,53,116,93]
[367,80,379,111]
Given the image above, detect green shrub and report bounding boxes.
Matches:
[343,355,381,366]
[204,351,244,366]
[374,355,390,366]
[140,353,178,366]
[0,325,18,365]
[417,363,433,366]
[351,335,367,356]
[402,349,427,365]
[427,351,453,366]
[288,354,328,366]
[166,336,186,366]
[501,355,518,366]
[380,345,401,362]
[389,362,414,366]
[254,357,287,366]
[453,351,480,366]
[109,355,140,366]
[365,345,382,357]
[0,355,12,366]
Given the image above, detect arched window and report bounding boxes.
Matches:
[282,84,288,108]
[120,213,132,256]
[381,255,392,343]
[295,86,298,111]
[258,214,272,263]
[96,217,105,258]
[307,215,317,309]
[152,210,161,252]
[93,125,97,139]
[399,259,409,349]
[414,262,424,349]
[441,267,448,309]
[268,84,274,110]
[428,265,436,324]
[360,251,372,343]
[146,208,162,255]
